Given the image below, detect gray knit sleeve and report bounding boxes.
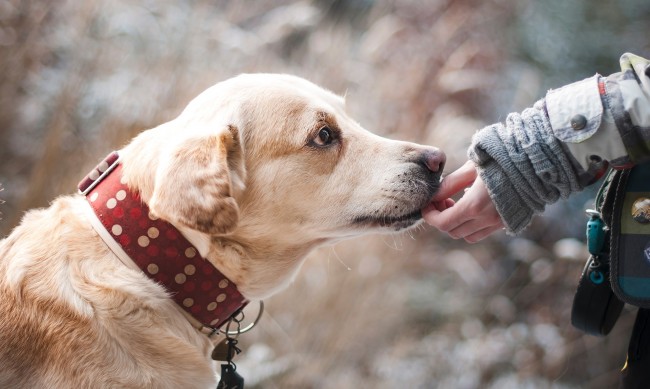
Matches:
[468,99,586,234]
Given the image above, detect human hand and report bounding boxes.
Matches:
[423,161,504,243]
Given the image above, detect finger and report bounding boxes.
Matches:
[449,208,503,239]
[446,204,502,237]
[433,200,446,211]
[432,161,478,201]
[427,198,455,212]
[464,225,504,243]
[422,201,471,232]
[447,220,485,240]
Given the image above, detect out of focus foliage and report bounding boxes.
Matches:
[1,0,648,387]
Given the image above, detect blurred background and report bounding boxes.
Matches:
[1,0,649,387]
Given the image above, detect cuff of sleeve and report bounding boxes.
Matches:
[475,161,535,235]
[546,74,603,143]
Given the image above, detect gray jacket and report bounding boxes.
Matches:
[470,53,650,234]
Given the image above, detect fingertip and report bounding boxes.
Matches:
[432,200,447,211]
[464,236,483,244]
[432,163,478,201]
[422,208,441,226]
[430,189,448,202]
[422,202,439,214]
[422,208,439,219]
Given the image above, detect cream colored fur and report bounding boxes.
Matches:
[0,74,443,388]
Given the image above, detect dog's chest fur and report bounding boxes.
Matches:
[0,196,220,388]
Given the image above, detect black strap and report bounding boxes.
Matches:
[597,168,623,227]
[621,309,650,388]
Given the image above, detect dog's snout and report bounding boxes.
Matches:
[421,148,446,174]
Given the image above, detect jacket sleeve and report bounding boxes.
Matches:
[546,53,650,170]
[468,53,650,234]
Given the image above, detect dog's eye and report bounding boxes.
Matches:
[314,126,334,146]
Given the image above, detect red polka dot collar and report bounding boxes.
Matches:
[78,152,248,332]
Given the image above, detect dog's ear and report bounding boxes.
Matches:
[148,125,245,235]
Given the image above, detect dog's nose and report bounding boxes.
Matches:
[421,148,446,174]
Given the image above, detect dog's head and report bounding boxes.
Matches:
[120,74,444,296]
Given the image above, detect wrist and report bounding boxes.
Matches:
[475,161,535,235]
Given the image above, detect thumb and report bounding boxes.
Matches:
[432,160,478,201]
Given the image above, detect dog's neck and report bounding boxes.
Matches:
[78,152,248,331]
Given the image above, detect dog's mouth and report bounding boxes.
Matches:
[350,170,441,231]
[352,208,423,231]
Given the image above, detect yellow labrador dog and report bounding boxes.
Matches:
[0,74,445,388]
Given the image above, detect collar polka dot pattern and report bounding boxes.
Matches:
[83,160,247,330]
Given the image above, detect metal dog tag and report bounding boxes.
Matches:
[211,339,230,361]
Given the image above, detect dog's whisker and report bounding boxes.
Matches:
[379,233,402,251]
[329,246,351,271]
[406,229,416,240]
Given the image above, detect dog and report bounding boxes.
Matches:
[0,74,445,388]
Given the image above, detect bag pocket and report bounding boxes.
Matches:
[610,161,650,307]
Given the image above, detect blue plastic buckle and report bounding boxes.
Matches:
[586,209,606,255]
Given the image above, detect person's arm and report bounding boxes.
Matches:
[547,53,650,171]
[424,53,650,240]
